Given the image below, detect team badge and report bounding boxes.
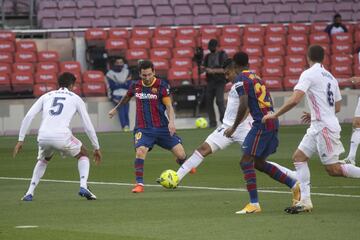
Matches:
[134,132,142,144]
[151,88,158,94]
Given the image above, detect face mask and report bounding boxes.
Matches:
[334,23,341,27]
[112,65,123,72]
[209,47,216,53]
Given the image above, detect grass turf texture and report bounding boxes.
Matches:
[0,124,359,240]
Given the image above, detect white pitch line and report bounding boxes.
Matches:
[15,226,39,229]
[1,176,360,198]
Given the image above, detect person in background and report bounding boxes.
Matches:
[324,13,348,35]
[105,56,131,132]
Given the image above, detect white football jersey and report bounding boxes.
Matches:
[223,83,253,127]
[294,63,342,133]
[18,88,100,150]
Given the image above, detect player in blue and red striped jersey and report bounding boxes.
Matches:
[109,60,188,193]
[224,52,299,214]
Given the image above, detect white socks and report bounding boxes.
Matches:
[177,150,204,181]
[26,160,48,195]
[78,156,90,189]
[341,164,360,178]
[268,161,297,181]
[347,128,360,161]
[294,161,311,200]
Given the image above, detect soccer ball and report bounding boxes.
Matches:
[158,169,179,189]
[195,117,208,128]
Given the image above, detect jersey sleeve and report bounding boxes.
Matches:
[18,96,44,141]
[294,72,311,93]
[76,98,100,150]
[126,81,135,97]
[334,82,342,102]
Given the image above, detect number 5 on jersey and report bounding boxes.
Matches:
[49,97,66,115]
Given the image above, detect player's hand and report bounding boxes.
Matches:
[93,149,102,166]
[13,141,24,158]
[349,76,360,84]
[301,111,311,124]
[108,108,117,118]
[168,122,176,136]
[224,127,235,138]
[262,112,276,123]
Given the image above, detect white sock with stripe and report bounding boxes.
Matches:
[177,150,204,181]
[294,161,311,200]
[347,128,360,161]
[341,164,360,178]
[78,156,90,189]
[26,160,48,195]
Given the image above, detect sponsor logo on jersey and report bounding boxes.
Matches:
[135,93,158,99]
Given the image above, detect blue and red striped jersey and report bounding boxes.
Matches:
[234,70,279,131]
[127,78,170,129]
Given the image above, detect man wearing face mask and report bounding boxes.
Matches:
[203,39,228,128]
[105,56,131,132]
[324,13,348,36]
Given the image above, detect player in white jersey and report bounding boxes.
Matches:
[341,76,360,165]
[175,59,297,193]
[263,45,360,214]
[13,73,102,201]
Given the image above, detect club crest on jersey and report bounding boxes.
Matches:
[135,92,158,99]
[151,88,158,94]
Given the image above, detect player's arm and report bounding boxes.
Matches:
[335,100,341,113]
[163,96,176,136]
[224,95,249,138]
[14,97,44,157]
[77,99,102,165]
[349,76,360,84]
[262,90,305,123]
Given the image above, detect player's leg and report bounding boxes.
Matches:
[265,161,297,180]
[342,116,360,165]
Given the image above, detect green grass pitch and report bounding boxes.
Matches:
[0,124,360,240]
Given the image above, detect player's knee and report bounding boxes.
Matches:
[136,147,147,158]
[353,118,360,128]
[76,146,88,159]
[325,165,343,176]
[197,143,211,157]
[254,161,266,172]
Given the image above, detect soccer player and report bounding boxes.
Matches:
[262,45,360,214]
[109,60,187,193]
[342,76,360,165]
[176,58,297,188]
[14,72,102,201]
[222,52,299,214]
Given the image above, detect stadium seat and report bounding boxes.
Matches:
[151,58,169,78]
[0,31,16,41]
[150,48,172,59]
[220,35,241,47]
[287,34,308,45]
[354,64,360,76]
[264,45,285,56]
[37,62,59,73]
[77,0,96,9]
[266,24,286,35]
[265,34,286,45]
[249,56,262,68]
[33,83,57,97]
[37,51,60,62]
[0,40,15,52]
[11,72,34,92]
[60,61,82,74]
[243,24,265,35]
[15,52,37,63]
[309,33,330,44]
[288,24,310,35]
[85,28,108,46]
[191,66,206,86]
[132,28,153,38]
[0,63,11,75]
[105,39,128,56]
[83,70,105,83]
[242,45,263,57]
[152,37,174,48]
[287,44,307,55]
[82,82,107,96]
[35,72,57,84]
[108,28,131,39]
[264,56,284,66]
[222,25,242,36]
[285,65,304,77]
[262,78,283,91]
[335,76,353,89]
[16,41,37,52]
[286,55,306,67]
[175,36,196,48]
[200,26,222,36]
[154,27,176,38]
[331,32,353,44]
[173,47,194,58]
[262,66,284,77]
[331,64,353,78]
[310,23,327,33]
[72,83,82,96]
[222,46,239,58]
[0,52,13,63]
[199,35,217,49]
[13,63,34,73]
[171,58,193,69]
[168,68,192,87]
[129,38,151,49]
[283,76,299,90]
[331,54,353,66]
[176,27,198,38]
[126,49,149,63]
[331,44,353,54]
[0,72,11,92]
[243,34,264,46]
[155,5,175,17]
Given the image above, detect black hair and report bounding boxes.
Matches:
[233,51,249,67]
[138,60,154,72]
[109,56,127,66]
[307,45,324,63]
[222,58,234,69]
[58,72,76,88]
[334,13,342,20]
[208,39,218,49]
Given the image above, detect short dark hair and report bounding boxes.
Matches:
[58,72,76,88]
[334,13,341,20]
[222,58,234,69]
[138,60,154,72]
[208,39,218,49]
[109,56,127,65]
[233,51,249,67]
[307,45,324,63]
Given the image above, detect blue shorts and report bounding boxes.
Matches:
[133,127,182,151]
[242,127,278,158]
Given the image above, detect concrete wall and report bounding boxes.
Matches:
[0,90,358,136]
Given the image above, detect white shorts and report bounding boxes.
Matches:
[298,128,345,165]
[354,97,360,117]
[37,135,82,160]
[205,123,251,153]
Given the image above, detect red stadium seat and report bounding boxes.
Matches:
[151,58,170,78]
[200,26,222,36]
[264,56,284,66]
[287,34,308,45]
[150,48,172,59]
[222,46,239,58]
[331,54,353,65]
[331,64,352,77]
[249,56,262,68]
[0,63,11,74]
[199,35,217,49]
[264,45,285,56]
[37,51,59,62]
[85,28,107,41]
[173,47,194,58]
[243,34,264,46]
[11,72,34,92]
[283,76,299,90]
[175,36,196,48]
[83,70,105,83]
[37,62,59,73]
[335,75,353,89]
[0,40,15,52]
[132,28,153,38]
[129,38,151,49]
[222,25,242,36]
[82,82,106,96]
[0,31,15,41]
[60,61,81,74]
[176,27,198,38]
[310,23,327,33]
[0,52,13,63]
[285,65,304,77]
[33,83,57,97]
[354,54,360,65]
[244,24,264,35]
[355,31,360,43]
[331,33,353,44]
[265,34,286,45]
[262,66,283,77]
[287,44,307,55]
[354,64,360,76]
[317,43,331,55]
[126,49,149,61]
[35,72,57,84]
[192,66,206,86]
[220,35,241,47]
[309,33,330,44]
[154,27,176,38]
[16,41,37,52]
[286,55,306,67]
[15,52,37,63]
[0,73,11,92]
[13,63,34,73]
[262,77,283,91]
[288,24,309,35]
[109,28,131,39]
[242,45,262,57]
[152,37,174,48]
[105,38,128,55]
[168,68,192,87]
[331,44,352,54]
[266,24,286,35]
[72,83,82,96]
[171,58,192,69]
